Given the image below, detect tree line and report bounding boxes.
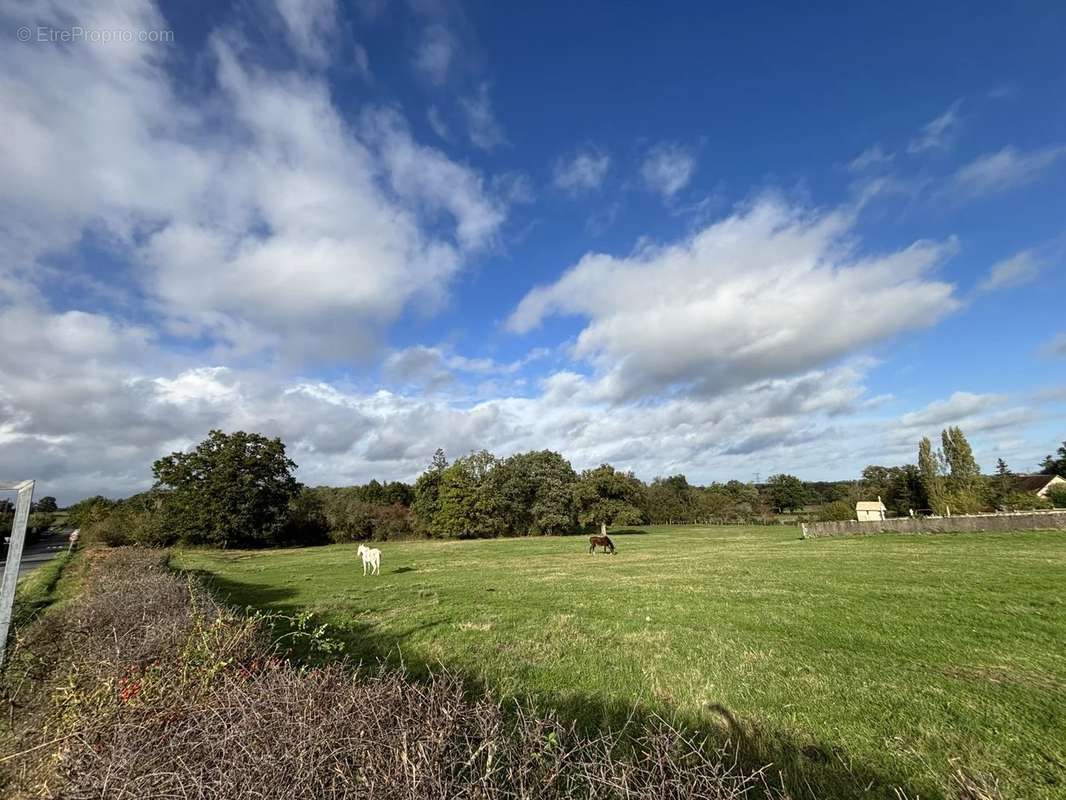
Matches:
[68,430,1066,549]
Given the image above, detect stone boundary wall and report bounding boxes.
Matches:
[801,510,1066,539]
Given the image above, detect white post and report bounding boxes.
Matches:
[0,479,35,668]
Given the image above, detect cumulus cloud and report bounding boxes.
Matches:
[0,318,879,502]
[949,144,1066,198]
[899,392,1006,429]
[554,150,611,193]
[1,0,509,362]
[0,304,1045,503]
[382,345,549,393]
[641,143,697,199]
[908,101,962,154]
[508,197,960,401]
[979,251,1042,291]
[887,391,1037,461]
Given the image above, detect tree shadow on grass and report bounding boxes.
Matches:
[316,616,938,800]
[185,566,940,800]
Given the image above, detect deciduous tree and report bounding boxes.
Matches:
[918,437,948,516]
[1040,441,1066,478]
[152,430,300,548]
[766,474,810,513]
[573,464,646,528]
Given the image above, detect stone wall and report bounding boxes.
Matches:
[801,510,1066,539]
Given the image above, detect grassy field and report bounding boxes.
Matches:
[175,526,1066,799]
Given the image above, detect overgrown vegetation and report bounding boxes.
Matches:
[1,547,790,799]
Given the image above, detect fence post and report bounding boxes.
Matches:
[0,479,35,668]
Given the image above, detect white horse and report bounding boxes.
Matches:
[357,543,381,576]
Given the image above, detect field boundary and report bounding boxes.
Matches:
[802,509,1066,538]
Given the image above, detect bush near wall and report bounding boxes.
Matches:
[1047,485,1066,509]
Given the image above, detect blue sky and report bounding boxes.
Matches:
[1,0,1063,502]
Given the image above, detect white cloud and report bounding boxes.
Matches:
[899,392,1006,429]
[0,306,883,501]
[949,145,1066,198]
[979,251,1042,291]
[508,196,960,401]
[0,0,509,362]
[641,143,697,199]
[554,150,610,193]
[383,345,550,390]
[0,304,1048,503]
[461,82,504,150]
[413,24,455,85]
[908,101,962,154]
[889,391,1038,464]
[274,0,337,65]
[848,144,894,172]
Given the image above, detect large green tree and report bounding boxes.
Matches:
[766,474,810,513]
[412,448,449,531]
[918,437,948,515]
[1040,440,1066,478]
[941,427,981,493]
[940,427,986,513]
[645,475,698,523]
[32,496,58,513]
[481,450,578,536]
[991,458,1014,509]
[572,464,646,528]
[152,430,300,548]
[434,450,498,538]
[861,465,925,515]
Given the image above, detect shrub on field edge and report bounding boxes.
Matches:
[816,500,855,522]
[1046,485,1066,509]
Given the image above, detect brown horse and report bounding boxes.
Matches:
[588,535,616,554]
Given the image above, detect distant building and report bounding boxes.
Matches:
[1012,474,1066,498]
[855,498,887,521]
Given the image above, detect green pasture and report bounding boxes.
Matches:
[175,526,1066,799]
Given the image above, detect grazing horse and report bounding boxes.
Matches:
[357,543,381,576]
[588,535,616,555]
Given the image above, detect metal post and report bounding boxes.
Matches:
[0,479,35,668]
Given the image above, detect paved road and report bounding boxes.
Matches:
[1,529,71,577]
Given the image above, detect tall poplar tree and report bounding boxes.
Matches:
[918,437,948,515]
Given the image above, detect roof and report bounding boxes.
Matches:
[1012,474,1063,492]
[856,500,886,511]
